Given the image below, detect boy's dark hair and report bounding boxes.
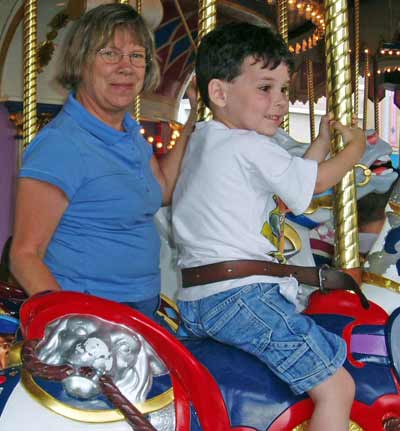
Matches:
[196,22,294,108]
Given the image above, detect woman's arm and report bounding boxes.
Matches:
[151,81,197,205]
[10,178,69,296]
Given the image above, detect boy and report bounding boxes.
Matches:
[172,23,364,431]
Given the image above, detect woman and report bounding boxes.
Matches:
[10,3,195,320]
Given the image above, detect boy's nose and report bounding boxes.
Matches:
[274,94,286,106]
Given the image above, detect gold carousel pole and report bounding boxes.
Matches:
[277,0,289,133]
[118,0,141,120]
[353,0,360,118]
[324,0,360,273]
[197,0,217,121]
[22,0,38,157]
[373,56,380,135]
[133,0,142,121]
[362,49,369,130]
[306,59,316,141]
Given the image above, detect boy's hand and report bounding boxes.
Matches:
[331,121,366,160]
[316,112,334,147]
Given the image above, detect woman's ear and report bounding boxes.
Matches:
[208,79,228,108]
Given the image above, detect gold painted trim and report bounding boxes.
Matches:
[304,195,333,214]
[21,369,174,423]
[155,311,179,332]
[160,294,179,314]
[362,271,400,294]
[284,222,302,253]
[292,420,363,430]
[354,164,371,187]
[8,342,23,367]
[157,293,179,332]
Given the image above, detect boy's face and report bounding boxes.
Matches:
[214,57,290,136]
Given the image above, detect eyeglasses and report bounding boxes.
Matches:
[97,48,148,68]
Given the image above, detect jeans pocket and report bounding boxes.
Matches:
[202,297,272,355]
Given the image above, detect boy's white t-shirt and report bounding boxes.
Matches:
[172,120,318,301]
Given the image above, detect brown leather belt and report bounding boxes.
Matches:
[181,260,369,309]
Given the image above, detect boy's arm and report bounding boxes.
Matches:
[313,122,365,194]
[303,114,332,162]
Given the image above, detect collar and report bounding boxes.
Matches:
[62,93,140,145]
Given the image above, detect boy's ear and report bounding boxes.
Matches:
[208,79,228,108]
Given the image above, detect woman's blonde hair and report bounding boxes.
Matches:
[57,3,160,93]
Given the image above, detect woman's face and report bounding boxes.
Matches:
[77,27,146,129]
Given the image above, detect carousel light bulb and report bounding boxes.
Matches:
[170,140,176,146]
[397,51,400,56]
[377,70,381,74]
[156,142,163,149]
[389,50,393,55]
[380,49,385,55]
[148,136,154,143]
[140,128,145,134]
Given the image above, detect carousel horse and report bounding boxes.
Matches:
[2,284,400,429]
[2,131,400,430]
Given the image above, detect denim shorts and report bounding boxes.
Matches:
[178,282,346,395]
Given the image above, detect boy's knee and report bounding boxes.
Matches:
[309,367,355,404]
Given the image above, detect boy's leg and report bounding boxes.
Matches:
[308,367,355,431]
[189,282,352,429]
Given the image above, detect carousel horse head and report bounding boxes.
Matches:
[276,128,397,200]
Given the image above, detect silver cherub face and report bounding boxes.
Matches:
[36,315,167,402]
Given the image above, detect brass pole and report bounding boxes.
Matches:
[325,0,360,270]
[197,0,217,121]
[133,0,142,121]
[373,56,380,135]
[353,0,360,118]
[306,59,316,141]
[277,0,289,133]
[362,49,369,130]
[22,0,38,153]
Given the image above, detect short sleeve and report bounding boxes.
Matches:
[19,128,85,200]
[241,133,318,215]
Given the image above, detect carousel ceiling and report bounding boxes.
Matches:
[0,0,399,110]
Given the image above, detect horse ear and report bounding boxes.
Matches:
[37,319,68,363]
